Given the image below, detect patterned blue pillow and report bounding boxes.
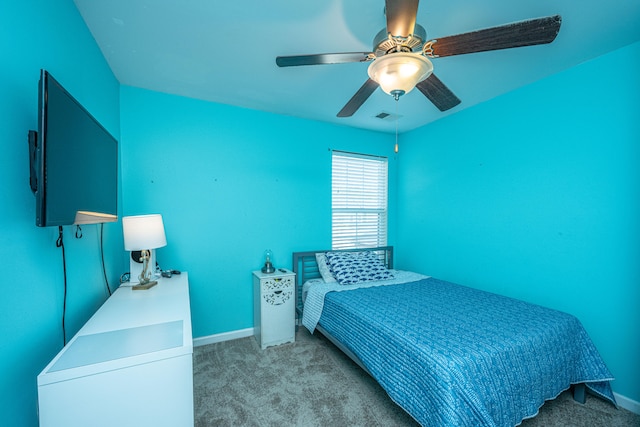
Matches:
[325,251,394,285]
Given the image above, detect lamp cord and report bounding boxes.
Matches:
[56,226,68,347]
[100,224,112,296]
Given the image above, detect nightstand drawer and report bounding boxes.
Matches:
[261,283,293,306]
[260,275,294,293]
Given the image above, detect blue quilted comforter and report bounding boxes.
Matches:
[317,278,616,426]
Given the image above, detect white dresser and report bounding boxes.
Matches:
[253,269,296,349]
[37,273,193,427]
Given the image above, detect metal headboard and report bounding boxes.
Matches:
[291,246,394,322]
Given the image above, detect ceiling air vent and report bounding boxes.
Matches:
[374,111,402,121]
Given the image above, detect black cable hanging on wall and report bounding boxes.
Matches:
[56,226,68,346]
[54,224,114,347]
[100,224,112,296]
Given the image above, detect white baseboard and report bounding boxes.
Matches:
[193,327,254,347]
[614,392,640,415]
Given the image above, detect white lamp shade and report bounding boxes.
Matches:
[123,214,167,251]
[368,52,433,96]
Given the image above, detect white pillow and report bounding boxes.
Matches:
[315,252,337,284]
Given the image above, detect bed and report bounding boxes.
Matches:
[292,246,616,426]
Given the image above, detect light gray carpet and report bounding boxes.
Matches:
[194,329,639,426]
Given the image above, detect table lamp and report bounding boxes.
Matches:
[123,214,167,290]
[261,249,275,273]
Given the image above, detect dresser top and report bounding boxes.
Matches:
[38,273,191,385]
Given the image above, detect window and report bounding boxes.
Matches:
[332,151,388,249]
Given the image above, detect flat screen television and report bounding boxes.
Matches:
[29,70,118,227]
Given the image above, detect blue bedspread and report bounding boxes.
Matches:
[317,278,616,426]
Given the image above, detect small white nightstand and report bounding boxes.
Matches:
[253,269,296,349]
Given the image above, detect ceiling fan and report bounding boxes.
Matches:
[276,0,561,118]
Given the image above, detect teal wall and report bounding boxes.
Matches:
[1,1,638,423]
[0,1,124,426]
[397,41,640,401]
[120,86,398,337]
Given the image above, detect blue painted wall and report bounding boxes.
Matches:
[1,0,638,423]
[0,1,124,425]
[120,86,398,337]
[397,42,640,401]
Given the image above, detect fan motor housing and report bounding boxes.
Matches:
[373,24,426,56]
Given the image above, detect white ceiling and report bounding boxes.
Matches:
[73,0,640,134]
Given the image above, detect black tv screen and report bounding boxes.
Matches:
[30,70,118,227]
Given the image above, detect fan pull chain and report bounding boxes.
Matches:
[394,98,399,153]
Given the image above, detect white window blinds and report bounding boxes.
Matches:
[332,151,388,250]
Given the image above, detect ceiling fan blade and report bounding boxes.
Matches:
[276,52,375,67]
[416,74,461,112]
[337,79,379,117]
[385,0,419,38]
[425,15,562,58]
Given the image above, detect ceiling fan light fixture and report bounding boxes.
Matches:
[368,52,433,98]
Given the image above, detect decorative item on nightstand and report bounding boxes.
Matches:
[261,249,275,274]
[123,214,167,290]
[253,268,296,349]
